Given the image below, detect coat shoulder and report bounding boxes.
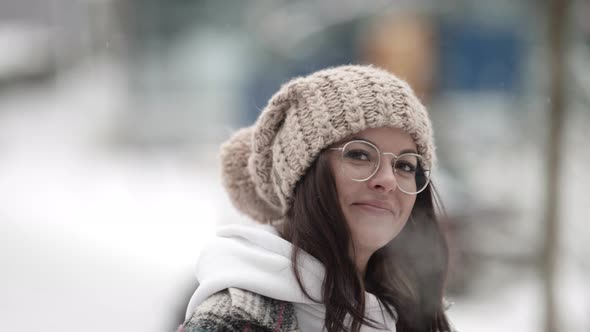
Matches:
[180,288,300,332]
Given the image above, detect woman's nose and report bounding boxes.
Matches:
[368,159,398,193]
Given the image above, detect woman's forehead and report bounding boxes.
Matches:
[345,127,417,152]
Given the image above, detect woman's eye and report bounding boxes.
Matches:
[395,162,416,173]
[345,150,371,161]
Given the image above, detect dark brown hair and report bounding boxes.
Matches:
[279,151,451,332]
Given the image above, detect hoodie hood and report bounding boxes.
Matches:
[185,223,396,331]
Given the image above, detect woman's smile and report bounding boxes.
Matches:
[352,200,394,215]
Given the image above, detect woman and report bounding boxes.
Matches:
[180,65,455,331]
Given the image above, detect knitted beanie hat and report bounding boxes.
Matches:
[220,65,435,223]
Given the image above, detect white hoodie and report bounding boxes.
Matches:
[185,223,396,331]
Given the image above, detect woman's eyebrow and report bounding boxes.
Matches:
[349,136,418,154]
[399,148,418,154]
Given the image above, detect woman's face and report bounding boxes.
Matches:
[328,127,418,254]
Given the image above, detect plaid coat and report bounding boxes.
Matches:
[179,288,301,332]
[179,288,458,332]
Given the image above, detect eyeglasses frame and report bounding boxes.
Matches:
[329,140,431,195]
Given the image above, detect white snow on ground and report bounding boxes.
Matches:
[0,60,249,331]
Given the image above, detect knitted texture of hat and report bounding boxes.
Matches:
[220,65,435,223]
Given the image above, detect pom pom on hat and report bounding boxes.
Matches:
[220,126,283,223]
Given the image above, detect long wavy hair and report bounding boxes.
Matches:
[279,150,451,332]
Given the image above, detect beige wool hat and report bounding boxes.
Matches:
[220,65,436,223]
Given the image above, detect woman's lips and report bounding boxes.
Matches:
[353,202,393,214]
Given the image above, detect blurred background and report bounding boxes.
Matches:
[0,0,589,331]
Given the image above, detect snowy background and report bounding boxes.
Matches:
[1,1,589,331]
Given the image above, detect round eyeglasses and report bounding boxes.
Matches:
[330,140,431,195]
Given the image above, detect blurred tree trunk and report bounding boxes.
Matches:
[543,0,567,332]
